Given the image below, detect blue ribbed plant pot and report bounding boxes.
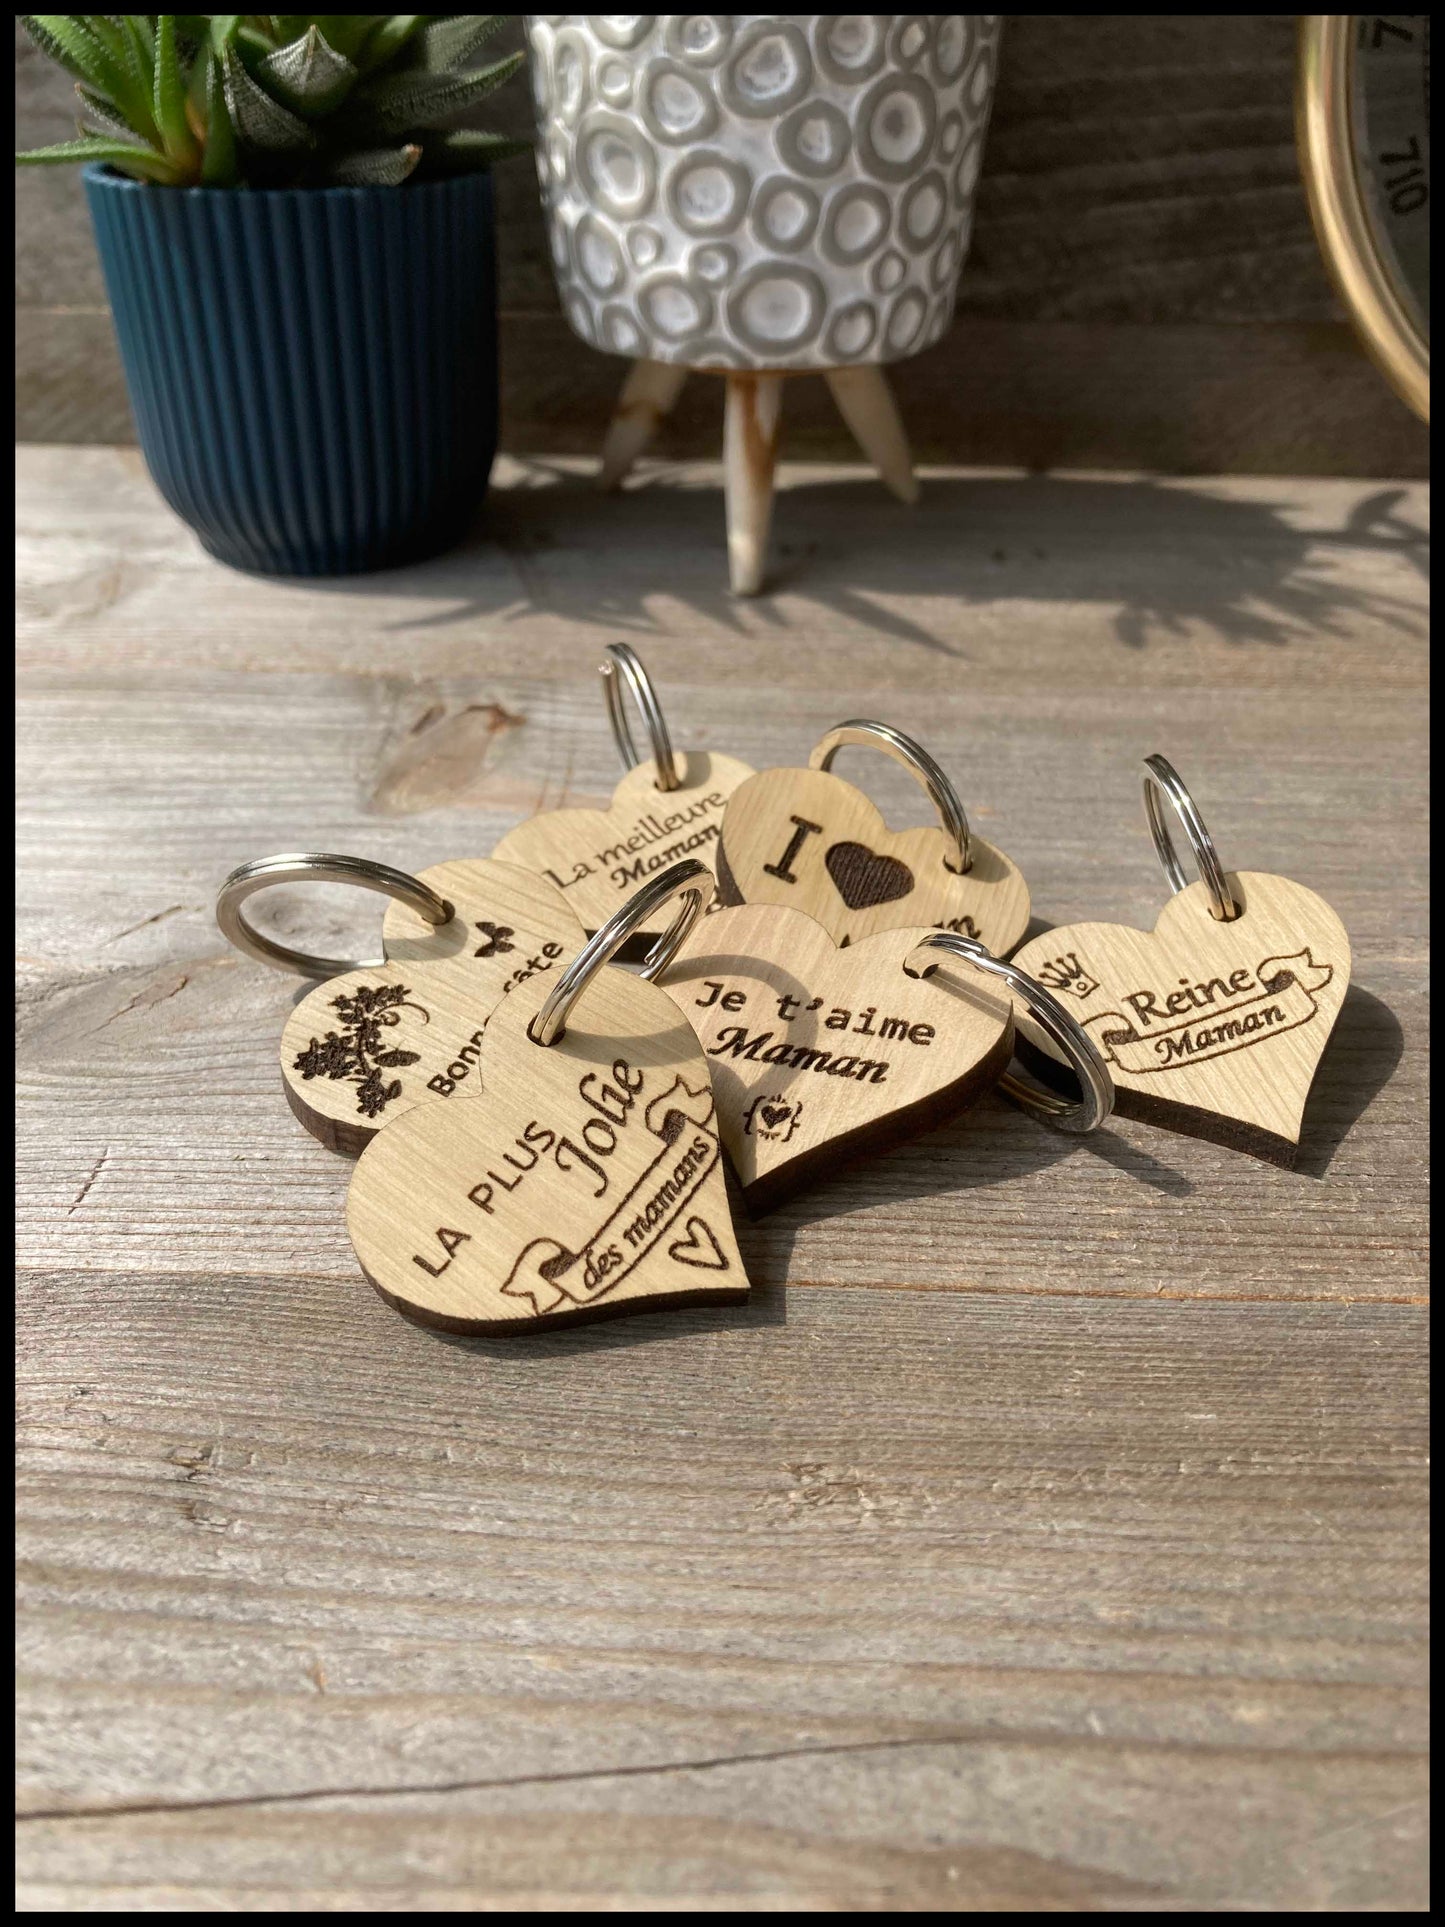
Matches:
[84,165,498,576]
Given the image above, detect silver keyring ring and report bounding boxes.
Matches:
[215,853,453,980]
[809,720,972,875]
[530,858,714,1047]
[1141,754,1238,923]
[904,933,1114,1135]
[601,643,681,793]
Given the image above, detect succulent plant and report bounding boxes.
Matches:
[16,15,529,188]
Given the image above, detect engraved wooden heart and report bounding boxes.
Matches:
[660,904,1015,1215]
[347,966,749,1333]
[716,765,1030,954]
[492,751,754,940]
[282,859,585,1154]
[825,841,914,909]
[1010,871,1351,1166]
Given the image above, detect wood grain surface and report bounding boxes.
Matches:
[15,446,1429,1910]
[13,16,1431,474]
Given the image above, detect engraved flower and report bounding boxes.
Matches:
[293,1030,358,1081]
[291,981,427,1119]
[355,1070,404,1119]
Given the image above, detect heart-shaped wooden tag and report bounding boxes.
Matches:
[347,966,750,1333]
[282,859,586,1154]
[1010,872,1351,1165]
[659,904,1015,1214]
[492,751,755,943]
[715,766,1031,954]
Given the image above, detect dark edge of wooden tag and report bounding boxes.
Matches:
[283,1069,377,1159]
[714,839,745,908]
[359,1263,750,1337]
[1013,1033,1304,1170]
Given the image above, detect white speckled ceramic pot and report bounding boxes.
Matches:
[526,15,1000,371]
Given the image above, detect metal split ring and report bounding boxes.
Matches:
[601,643,680,793]
[529,858,714,1048]
[1141,754,1239,923]
[905,933,1114,1135]
[809,720,972,875]
[215,853,452,980]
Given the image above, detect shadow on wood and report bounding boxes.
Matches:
[279,468,1431,661]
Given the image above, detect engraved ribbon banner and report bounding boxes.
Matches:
[1085,950,1335,1076]
[501,1077,723,1314]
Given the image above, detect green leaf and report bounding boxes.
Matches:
[76,83,140,141]
[194,17,243,59]
[26,16,163,138]
[116,16,164,141]
[408,14,509,76]
[15,134,183,184]
[221,42,314,151]
[21,16,134,104]
[122,15,156,63]
[233,21,279,66]
[321,140,422,186]
[83,16,155,133]
[351,51,523,134]
[358,15,427,71]
[201,51,240,184]
[421,126,532,173]
[257,26,358,117]
[152,16,197,161]
[306,16,383,63]
[81,18,133,66]
[184,31,210,141]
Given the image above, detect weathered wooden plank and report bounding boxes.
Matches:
[15,452,1428,1302]
[13,1748,1431,1912]
[16,1281,1428,1908]
[16,450,1431,684]
[15,444,1429,1909]
[14,16,1432,474]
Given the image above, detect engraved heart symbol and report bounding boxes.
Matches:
[716,764,1030,954]
[282,858,586,1156]
[824,840,915,910]
[493,751,754,943]
[667,1215,728,1270]
[347,968,749,1332]
[662,904,1014,1214]
[1010,871,1351,1166]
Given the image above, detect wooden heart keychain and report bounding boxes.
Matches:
[493,643,754,947]
[217,852,587,1154]
[345,861,752,1334]
[658,904,1113,1215]
[1011,756,1352,1166]
[714,721,1031,955]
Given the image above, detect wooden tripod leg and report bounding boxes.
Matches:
[723,372,784,597]
[823,364,920,505]
[598,358,690,491]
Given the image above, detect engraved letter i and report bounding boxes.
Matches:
[763,816,823,884]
